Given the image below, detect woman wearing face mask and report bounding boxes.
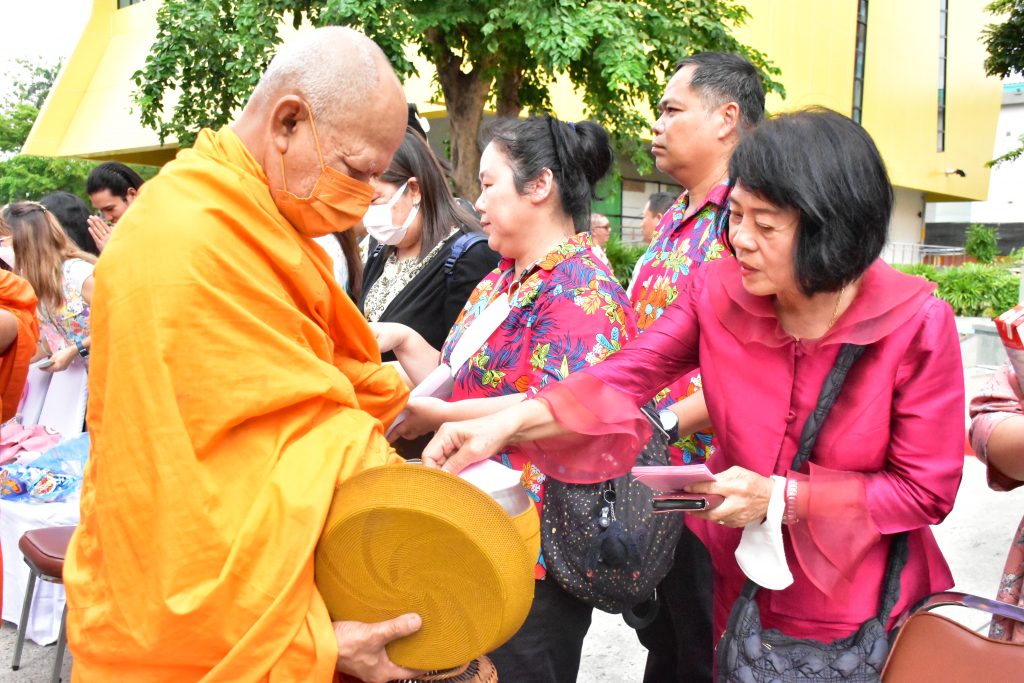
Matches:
[1,202,96,373]
[373,116,637,682]
[359,129,498,361]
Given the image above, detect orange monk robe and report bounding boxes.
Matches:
[0,270,39,422]
[0,269,39,613]
[64,127,408,682]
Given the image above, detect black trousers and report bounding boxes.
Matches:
[488,577,593,682]
[636,525,715,682]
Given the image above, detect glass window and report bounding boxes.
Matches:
[937,0,948,151]
[852,0,869,124]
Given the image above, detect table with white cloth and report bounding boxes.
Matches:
[0,497,80,645]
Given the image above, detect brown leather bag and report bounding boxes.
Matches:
[882,592,1024,682]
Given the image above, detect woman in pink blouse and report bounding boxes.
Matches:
[423,109,965,647]
[374,116,637,682]
[969,366,1024,642]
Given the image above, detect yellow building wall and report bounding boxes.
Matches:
[738,0,1001,202]
[737,0,858,114]
[862,0,1001,201]
[24,0,176,166]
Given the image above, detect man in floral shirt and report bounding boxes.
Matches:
[631,53,765,682]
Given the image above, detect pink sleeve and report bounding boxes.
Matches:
[524,274,704,483]
[789,298,965,596]
[968,366,1024,492]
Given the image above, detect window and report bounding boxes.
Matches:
[852,0,869,123]
[117,0,146,8]
[937,0,949,151]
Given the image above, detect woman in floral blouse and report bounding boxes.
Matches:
[374,116,637,682]
[969,365,1024,642]
[1,202,96,372]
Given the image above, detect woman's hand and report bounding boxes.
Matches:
[684,466,774,527]
[389,397,450,441]
[422,412,519,474]
[42,345,78,373]
[369,322,412,354]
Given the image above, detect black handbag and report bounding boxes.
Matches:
[717,343,911,682]
[540,402,684,615]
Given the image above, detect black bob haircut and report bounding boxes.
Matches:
[485,116,613,233]
[86,161,145,199]
[725,107,892,296]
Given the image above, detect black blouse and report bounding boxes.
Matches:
[359,230,499,361]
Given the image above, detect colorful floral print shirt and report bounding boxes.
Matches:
[441,232,638,577]
[39,258,93,354]
[629,184,730,464]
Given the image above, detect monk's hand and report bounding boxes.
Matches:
[389,397,448,442]
[683,466,773,528]
[333,613,425,683]
[42,345,77,373]
[369,322,411,354]
[86,215,112,252]
[422,413,514,474]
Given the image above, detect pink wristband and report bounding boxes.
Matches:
[783,478,800,525]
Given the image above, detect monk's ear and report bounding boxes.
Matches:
[269,97,307,155]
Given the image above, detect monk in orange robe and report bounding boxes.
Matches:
[0,266,39,423]
[0,250,40,616]
[64,28,422,682]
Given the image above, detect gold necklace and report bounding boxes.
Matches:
[828,284,848,330]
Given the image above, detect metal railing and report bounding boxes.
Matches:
[881,242,966,266]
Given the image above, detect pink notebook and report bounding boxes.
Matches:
[632,464,716,492]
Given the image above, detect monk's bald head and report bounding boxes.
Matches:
[252,27,401,128]
[236,27,408,211]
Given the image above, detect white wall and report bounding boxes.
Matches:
[927,84,1024,225]
[890,186,926,243]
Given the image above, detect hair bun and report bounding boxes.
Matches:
[569,121,614,189]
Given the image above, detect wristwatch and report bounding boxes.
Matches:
[75,340,89,358]
[657,408,680,443]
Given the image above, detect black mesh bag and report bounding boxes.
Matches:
[540,403,684,614]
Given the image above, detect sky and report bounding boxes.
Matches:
[0,1,91,92]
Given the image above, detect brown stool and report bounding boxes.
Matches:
[12,525,76,683]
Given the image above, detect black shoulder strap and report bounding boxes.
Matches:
[740,342,909,623]
[791,343,867,471]
[444,233,488,286]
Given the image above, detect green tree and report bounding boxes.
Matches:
[0,59,94,203]
[134,0,783,198]
[965,223,1000,263]
[984,0,1024,166]
[0,60,158,204]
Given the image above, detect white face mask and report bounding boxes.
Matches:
[363,181,419,246]
[0,245,14,269]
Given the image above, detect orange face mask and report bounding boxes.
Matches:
[273,105,374,238]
